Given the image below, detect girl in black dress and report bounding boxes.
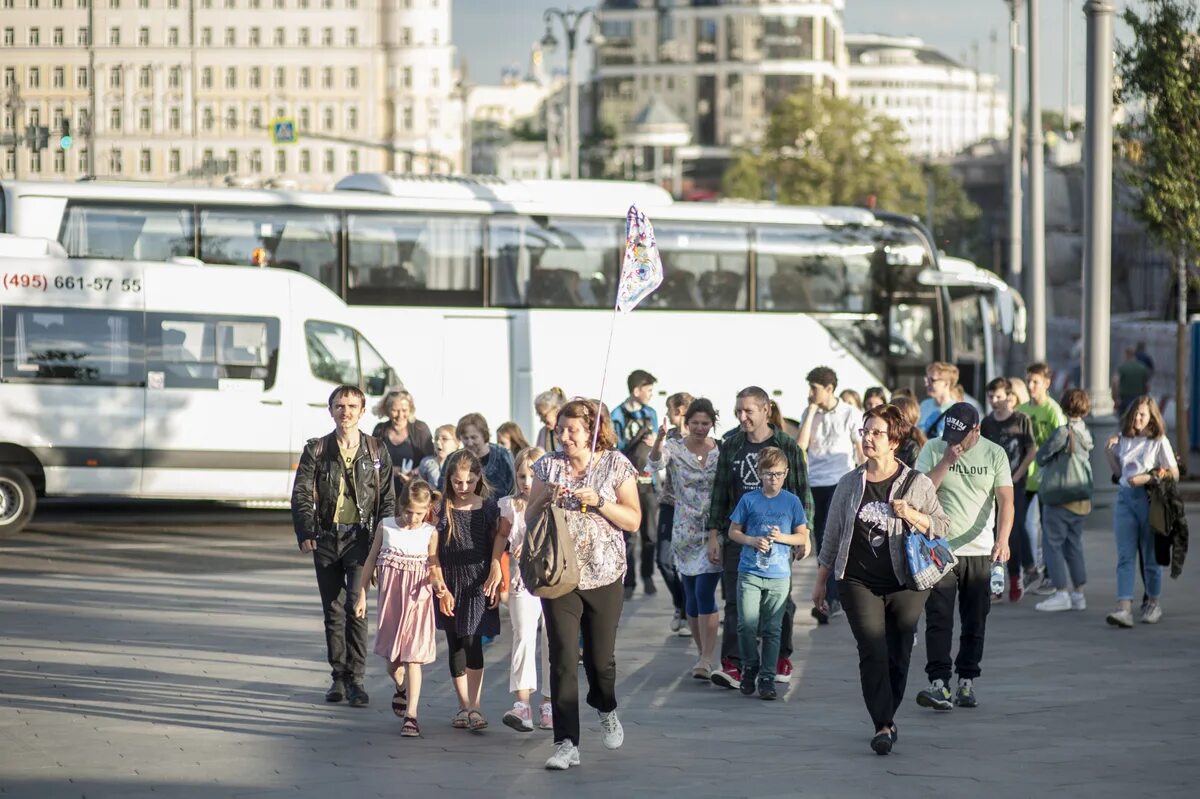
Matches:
[436,449,502,732]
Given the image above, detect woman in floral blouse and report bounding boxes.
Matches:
[525,399,640,770]
[647,397,721,679]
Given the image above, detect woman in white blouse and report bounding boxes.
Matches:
[647,398,721,678]
[1104,395,1179,627]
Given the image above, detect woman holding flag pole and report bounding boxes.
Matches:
[525,206,664,771]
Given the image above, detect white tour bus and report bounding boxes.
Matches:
[0,175,1023,441]
[0,236,399,534]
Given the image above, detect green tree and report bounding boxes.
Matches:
[722,92,981,259]
[1116,0,1200,468]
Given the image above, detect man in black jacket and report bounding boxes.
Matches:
[291,385,395,707]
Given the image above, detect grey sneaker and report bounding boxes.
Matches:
[598,710,624,750]
[916,678,953,711]
[545,740,580,770]
[1106,608,1135,628]
[954,678,978,708]
[1140,603,1163,624]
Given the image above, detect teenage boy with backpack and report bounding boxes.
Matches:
[612,369,659,600]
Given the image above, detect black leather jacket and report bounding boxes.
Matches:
[290,431,396,546]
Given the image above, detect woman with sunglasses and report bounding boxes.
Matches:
[812,404,949,755]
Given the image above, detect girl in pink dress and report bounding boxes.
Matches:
[356,479,448,738]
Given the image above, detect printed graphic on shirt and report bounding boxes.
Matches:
[857,501,891,548]
[737,451,762,492]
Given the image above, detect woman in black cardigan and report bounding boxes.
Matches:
[372,390,435,495]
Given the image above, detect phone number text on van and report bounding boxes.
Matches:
[1,273,143,292]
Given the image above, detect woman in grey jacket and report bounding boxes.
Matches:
[812,404,949,755]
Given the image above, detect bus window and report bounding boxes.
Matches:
[489,217,621,309]
[950,296,986,362]
[147,314,280,389]
[650,224,749,310]
[346,214,482,307]
[305,320,360,386]
[889,302,936,364]
[198,208,340,292]
[756,226,876,313]
[2,306,144,384]
[357,334,392,398]
[59,203,193,261]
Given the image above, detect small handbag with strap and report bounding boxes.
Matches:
[519,498,580,599]
[898,468,959,591]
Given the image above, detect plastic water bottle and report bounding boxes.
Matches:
[989,562,1006,595]
[756,531,773,571]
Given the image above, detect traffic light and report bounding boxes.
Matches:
[59,119,73,151]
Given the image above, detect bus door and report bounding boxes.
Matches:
[886,294,942,393]
[142,312,290,498]
[948,291,989,401]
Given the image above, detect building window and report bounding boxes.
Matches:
[3,68,13,89]
[347,28,357,46]
[250,149,262,173]
[322,27,333,47]
[347,67,358,89]
[140,149,151,173]
[138,26,149,46]
[168,0,178,6]
[348,150,358,172]
[202,107,214,130]
[139,107,151,130]
[29,68,41,90]
[201,28,212,46]
[55,149,66,173]
[299,29,310,47]
[299,68,310,89]
[432,29,439,46]
[225,27,236,47]
[78,27,89,46]
[249,67,261,89]
[53,27,64,45]
[4,151,14,176]
[274,28,284,46]
[77,67,89,89]
[299,149,311,172]
[298,0,306,6]
[169,66,181,89]
[110,148,123,174]
[201,68,212,89]
[53,67,65,88]
[169,149,181,173]
[168,27,179,46]
[321,68,333,90]
[169,107,181,130]
[273,67,285,89]
[225,67,237,89]
[109,0,118,6]
[227,149,238,172]
[109,27,120,46]
[431,69,439,89]
[273,0,282,7]
[225,0,235,6]
[299,107,310,129]
[139,66,152,89]
[226,108,238,130]
[402,67,411,88]
[110,66,122,89]
[346,107,357,131]
[31,151,42,174]
[30,28,41,46]
[139,0,148,6]
[250,106,262,128]
[249,0,259,7]
[249,28,260,46]
[110,108,122,130]
[275,149,286,172]
[401,28,411,45]
[401,105,412,130]
[323,149,335,173]
[322,107,333,130]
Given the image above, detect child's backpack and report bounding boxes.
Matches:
[520,501,579,599]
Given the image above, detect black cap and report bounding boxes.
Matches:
[941,402,980,445]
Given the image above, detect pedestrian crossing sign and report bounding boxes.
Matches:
[270,118,298,145]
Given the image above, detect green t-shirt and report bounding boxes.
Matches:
[916,437,1012,556]
[1017,398,1067,491]
[334,445,361,525]
[1116,358,1151,401]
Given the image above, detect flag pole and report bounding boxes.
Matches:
[585,306,620,481]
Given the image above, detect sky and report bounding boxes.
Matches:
[454,0,1135,114]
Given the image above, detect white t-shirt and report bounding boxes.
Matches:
[377,518,435,557]
[801,400,862,487]
[499,495,530,595]
[1116,435,1176,487]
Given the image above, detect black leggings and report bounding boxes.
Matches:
[656,503,685,611]
[444,629,484,677]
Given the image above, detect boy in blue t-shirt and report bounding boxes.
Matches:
[728,446,809,699]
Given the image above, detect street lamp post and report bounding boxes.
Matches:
[1006,1,1023,296]
[1027,0,1047,362]
[542,6,597,180]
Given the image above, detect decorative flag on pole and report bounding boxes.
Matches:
[616,205,664,314]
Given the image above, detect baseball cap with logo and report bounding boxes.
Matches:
[941,402,981,445]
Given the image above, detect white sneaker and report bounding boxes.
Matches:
[1035,592,1072,612]
[1140,603,1163,624]
[670,609,683,633]
[1106,608,1134,628]
[544,740,580,770]
[598,710,624,750]
[1070,592,1087,611]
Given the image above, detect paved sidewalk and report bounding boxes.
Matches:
[1,504,1197,798]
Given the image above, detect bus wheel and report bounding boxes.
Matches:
[0,467,36,537]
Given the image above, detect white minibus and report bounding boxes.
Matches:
[0,239,400,535]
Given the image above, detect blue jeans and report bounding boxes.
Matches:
[1042,504,1087,590]
[1114,486,1161,601]
[736,573,789,682]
